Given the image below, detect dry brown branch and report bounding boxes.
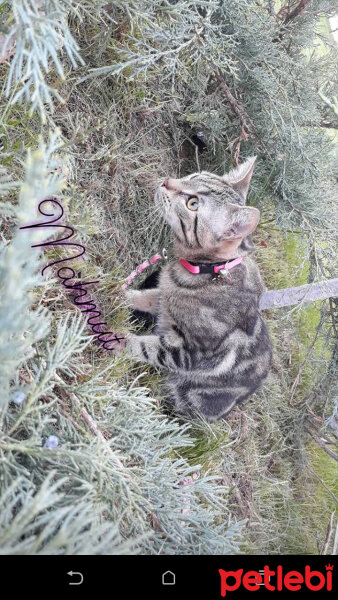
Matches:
[333,521,338,555]
[214,74,255,136]
[307,465,338,504]
[276,0,313,24]
[305,427,338,462]
[321,511,336,555]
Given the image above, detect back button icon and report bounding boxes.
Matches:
[67,571,84,585]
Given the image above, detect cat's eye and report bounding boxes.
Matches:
[186,196,199,211]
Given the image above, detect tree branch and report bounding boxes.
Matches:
[259,278,338,310]
[279,1,313,25]
[306,427,338,462]
[302,120,338,130]
[321,511,336,555]
[214,74,255,136]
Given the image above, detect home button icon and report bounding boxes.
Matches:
[162,570,176,585]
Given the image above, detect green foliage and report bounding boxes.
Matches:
[0,0,337,555]
[0,135,244,554]
[0,0,87,118]
[0,133,66,405]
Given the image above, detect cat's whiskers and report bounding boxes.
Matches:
[146,206,164,225]
[134,204,164,232]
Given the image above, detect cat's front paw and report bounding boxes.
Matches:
[124,289,141,309]
[124,289,159,313]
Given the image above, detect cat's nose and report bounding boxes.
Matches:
[162,178,180,191]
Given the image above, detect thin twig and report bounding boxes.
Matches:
[306,427,338,462]
[333,521,338,555]
[54,374,128,475]
[321,511,336,555]
[307,465,338,505]
[214,74,255,136]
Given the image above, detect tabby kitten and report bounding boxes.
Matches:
[126,157,272,421]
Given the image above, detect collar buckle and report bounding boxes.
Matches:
[198,263,217,274]
[219,268,229,277]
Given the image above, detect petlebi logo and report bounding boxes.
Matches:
[219,564,333,596]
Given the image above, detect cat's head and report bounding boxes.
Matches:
[155,157,259,261]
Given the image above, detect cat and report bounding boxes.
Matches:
[125,157,272,421]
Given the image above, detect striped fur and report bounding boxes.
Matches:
[126,160,272,421]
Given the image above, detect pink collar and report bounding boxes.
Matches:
[179,256,244,275]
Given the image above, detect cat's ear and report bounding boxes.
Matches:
[221,204,260,240]
[223,156,257,202]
